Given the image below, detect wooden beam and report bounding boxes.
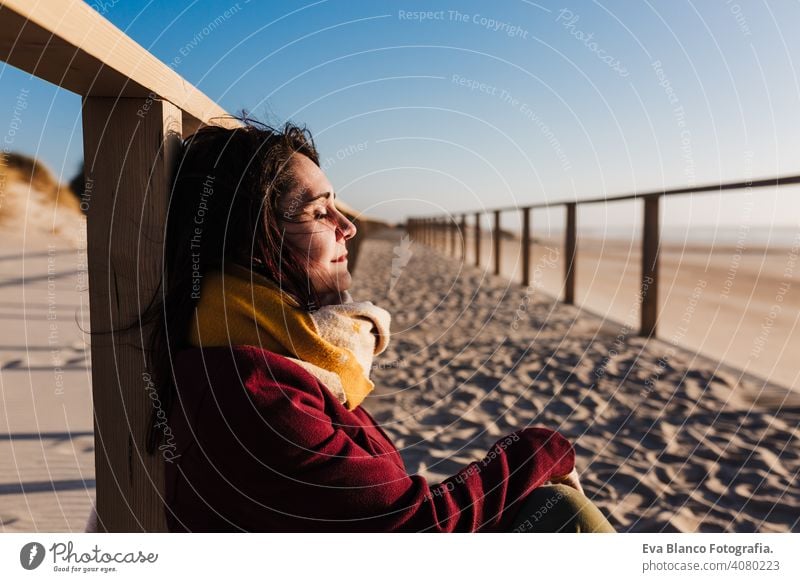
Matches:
[474,213,481,268]
[0,0,235,129]
[493,210,501,276]
[460,214,467,261]
[428,218,433,247]
[564,203,577,305]
[521,207,531,287]
[427,218,431,247]
[640,196,661,337]
[83,97,182,531]
[446,174,800,216]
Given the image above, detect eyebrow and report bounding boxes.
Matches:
[302,190,335,205]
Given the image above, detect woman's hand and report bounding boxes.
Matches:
[550,467,584,496]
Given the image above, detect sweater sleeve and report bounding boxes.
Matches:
[178,350,575,532]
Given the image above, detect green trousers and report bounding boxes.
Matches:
[509,484,616,533]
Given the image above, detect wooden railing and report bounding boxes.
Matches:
[407,174,800,337]
[0,0,231,532]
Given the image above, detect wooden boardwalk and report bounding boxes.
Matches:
[0,230,94,532]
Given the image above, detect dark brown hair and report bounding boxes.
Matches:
[141,115,323,454]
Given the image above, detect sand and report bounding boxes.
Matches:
[356,227,800,532]
[460,231,799,389]
[0,227,94,532]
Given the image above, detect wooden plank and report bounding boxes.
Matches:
[82,97,182,531]
[0,0,234,128]
[564,203,577,305]
[474,213,481,268]
[640,195,661,337]
[447,215,458,257]
[521,207,531,287]
[426,218,431,246]
[493,210,501,276]
[440,174,800,215]
[460,214,467,261]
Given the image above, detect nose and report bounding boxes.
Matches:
[336,212,357,240]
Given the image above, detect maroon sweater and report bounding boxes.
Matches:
[164,345,575,532]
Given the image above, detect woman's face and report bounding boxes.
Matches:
[277,154,357,302]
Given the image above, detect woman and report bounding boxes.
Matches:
[146,116,614,533]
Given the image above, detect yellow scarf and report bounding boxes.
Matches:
[188,262,391,409]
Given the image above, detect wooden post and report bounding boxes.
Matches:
[564,202,577,305]
[493,210,501,276]
[521,207,531,287]
[460,214,467,261]
[474,212,481,268]
[640,195,661,337]
[449,217,457,257]
[83,97,182,532]
[346,215,366,273]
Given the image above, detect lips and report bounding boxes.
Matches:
[332,253,348,263]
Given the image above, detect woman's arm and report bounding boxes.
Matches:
[168,346,575,532]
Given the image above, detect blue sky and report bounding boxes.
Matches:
[1,0,799,235]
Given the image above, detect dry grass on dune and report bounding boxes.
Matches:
[0,152,84,243]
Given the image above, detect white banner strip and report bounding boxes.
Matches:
[1,533,798,580]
